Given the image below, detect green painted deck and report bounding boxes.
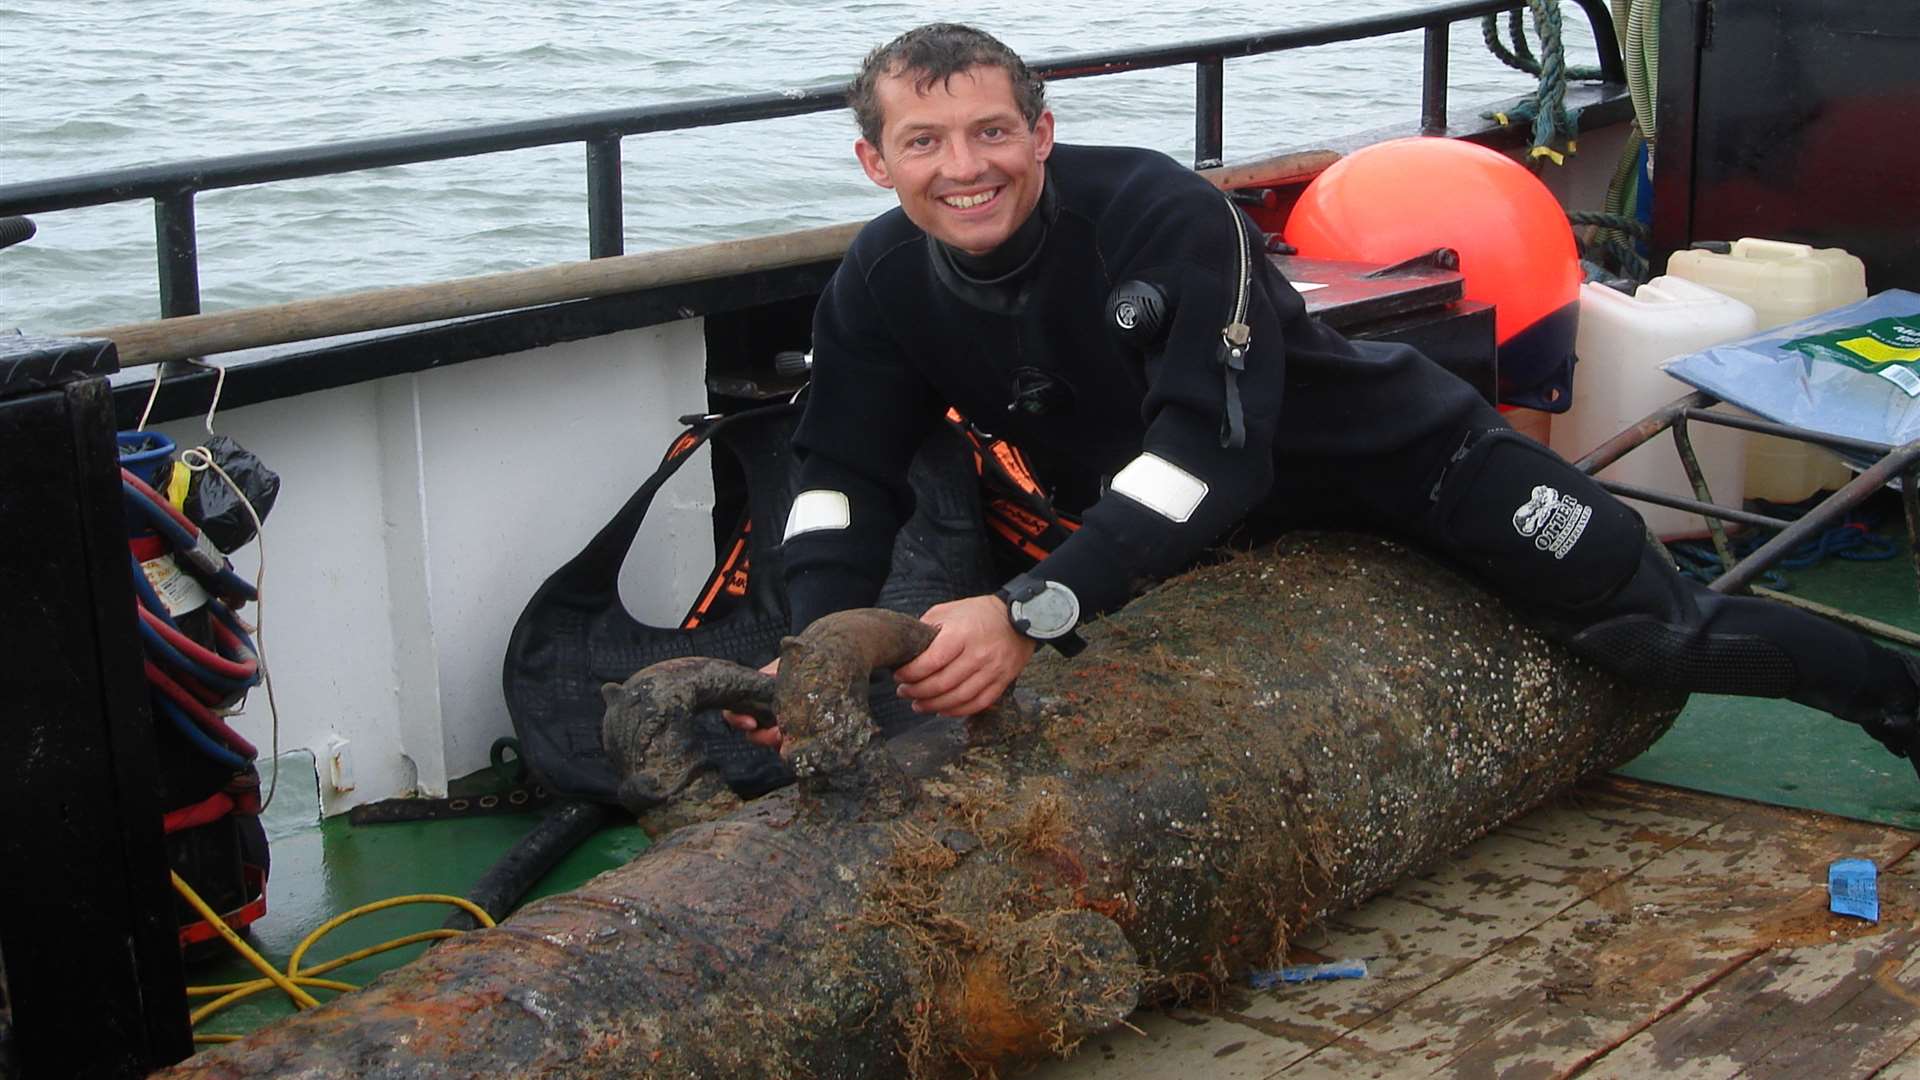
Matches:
[183,517,1920,1067]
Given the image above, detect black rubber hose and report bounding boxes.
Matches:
[0,217,35,252]
[442,799,617,930]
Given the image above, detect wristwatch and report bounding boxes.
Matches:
[996,573,1088,657]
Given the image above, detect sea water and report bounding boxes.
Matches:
[0,0,1594,333]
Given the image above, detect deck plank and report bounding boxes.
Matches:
[1282,791,1743,1076]
[1873,1037,1920,1079]
[1029,778,1920,1079]
[1031,781,1704,1079]
[1582,844,1920,1079]
[1440,802,1915,1078]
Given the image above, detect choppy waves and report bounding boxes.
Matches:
[1,0,1581,331]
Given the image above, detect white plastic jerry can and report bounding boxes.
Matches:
[1666,238,1868,503]
[1550,276,1758,539]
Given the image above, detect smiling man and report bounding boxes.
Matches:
[732,23,1920,774]
[851,55,1052,258]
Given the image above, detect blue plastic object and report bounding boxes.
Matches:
[1248,960,1369,989]
[1829,858,1880,923]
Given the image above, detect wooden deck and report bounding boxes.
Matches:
[1035,776,1920,1079]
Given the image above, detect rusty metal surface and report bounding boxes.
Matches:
[159,534,1683,1079]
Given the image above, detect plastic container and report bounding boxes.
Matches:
[1666,238,1867,502]
[1550,277,1757,538]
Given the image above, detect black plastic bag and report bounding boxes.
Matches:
[185,435,280,552]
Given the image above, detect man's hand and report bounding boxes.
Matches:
[894,595,1038,717]
[722,658,782,750]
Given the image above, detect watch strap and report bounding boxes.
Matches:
[996,574,1088,657]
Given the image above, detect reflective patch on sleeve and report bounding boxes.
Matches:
[1108,453,1208,523]
[783,489,851,540]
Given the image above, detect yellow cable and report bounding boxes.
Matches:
[287,894,494,977]
[177,876,497,1039]
[295,929,466,979]
[171,872,320,1010]
[190,978,357,1026]
[188,976,357,998]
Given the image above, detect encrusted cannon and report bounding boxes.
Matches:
[160,533,1682,1078]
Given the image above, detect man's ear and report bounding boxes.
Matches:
[854,138,895,190]
[1031,110,1056,162]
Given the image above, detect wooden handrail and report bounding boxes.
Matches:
[82,223,864,368]
[78,148,1340,369]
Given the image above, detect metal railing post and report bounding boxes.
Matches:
[154,191,200,317]
[1421,23,1451,132]
[1195,57,1225,169]
[586,136,624,259]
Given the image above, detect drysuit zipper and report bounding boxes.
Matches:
[1217,196,1253,449]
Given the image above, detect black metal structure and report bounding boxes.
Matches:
[0,0,1623,332]
[0,337,193,1077]
[1651,0,1920,288]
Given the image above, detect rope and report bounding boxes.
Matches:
[1482,11,1534,74]
[182,443,287,811]
[1486,1,1661,284]
[1483,1,1607,80]
[1481,0,1610,166]
[1568,208,1651,282]
[1667,503,1897,588]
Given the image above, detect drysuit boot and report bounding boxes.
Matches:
[1868,652,1920,779]
[1563,541,1920,776]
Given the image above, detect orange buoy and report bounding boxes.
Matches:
[1286,137,1582,410]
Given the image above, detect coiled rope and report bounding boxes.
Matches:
[1482,0,1606,166]
[1484,0,1663,283]
[1667,502,1897,590]
[1567,208,1650,282]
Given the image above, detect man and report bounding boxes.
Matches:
[731,23,1920,771]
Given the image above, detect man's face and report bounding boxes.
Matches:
[854,64,1054,256]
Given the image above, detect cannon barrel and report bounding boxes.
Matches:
[162,534,1682,1078]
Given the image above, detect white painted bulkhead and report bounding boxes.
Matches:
[154,319,715,814]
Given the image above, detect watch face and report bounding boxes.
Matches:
[1013,581,1080,639]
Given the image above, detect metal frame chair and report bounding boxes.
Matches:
[1572,390,1920,648]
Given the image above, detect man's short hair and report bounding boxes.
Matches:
[848,23,1047,148]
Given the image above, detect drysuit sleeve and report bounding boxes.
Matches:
[783,257,942,633]
[1027,196,1298,619]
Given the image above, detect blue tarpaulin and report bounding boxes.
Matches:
[1663,290,1920,453]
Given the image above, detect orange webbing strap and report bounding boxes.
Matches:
[943,408,1079,567]
[682,522,752,630]
[661,416,757,632]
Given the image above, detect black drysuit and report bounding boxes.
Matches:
[782,142,1916,743]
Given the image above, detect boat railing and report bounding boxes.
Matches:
[0,0,1623,327]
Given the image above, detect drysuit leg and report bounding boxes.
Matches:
[1420,426,1920,762]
